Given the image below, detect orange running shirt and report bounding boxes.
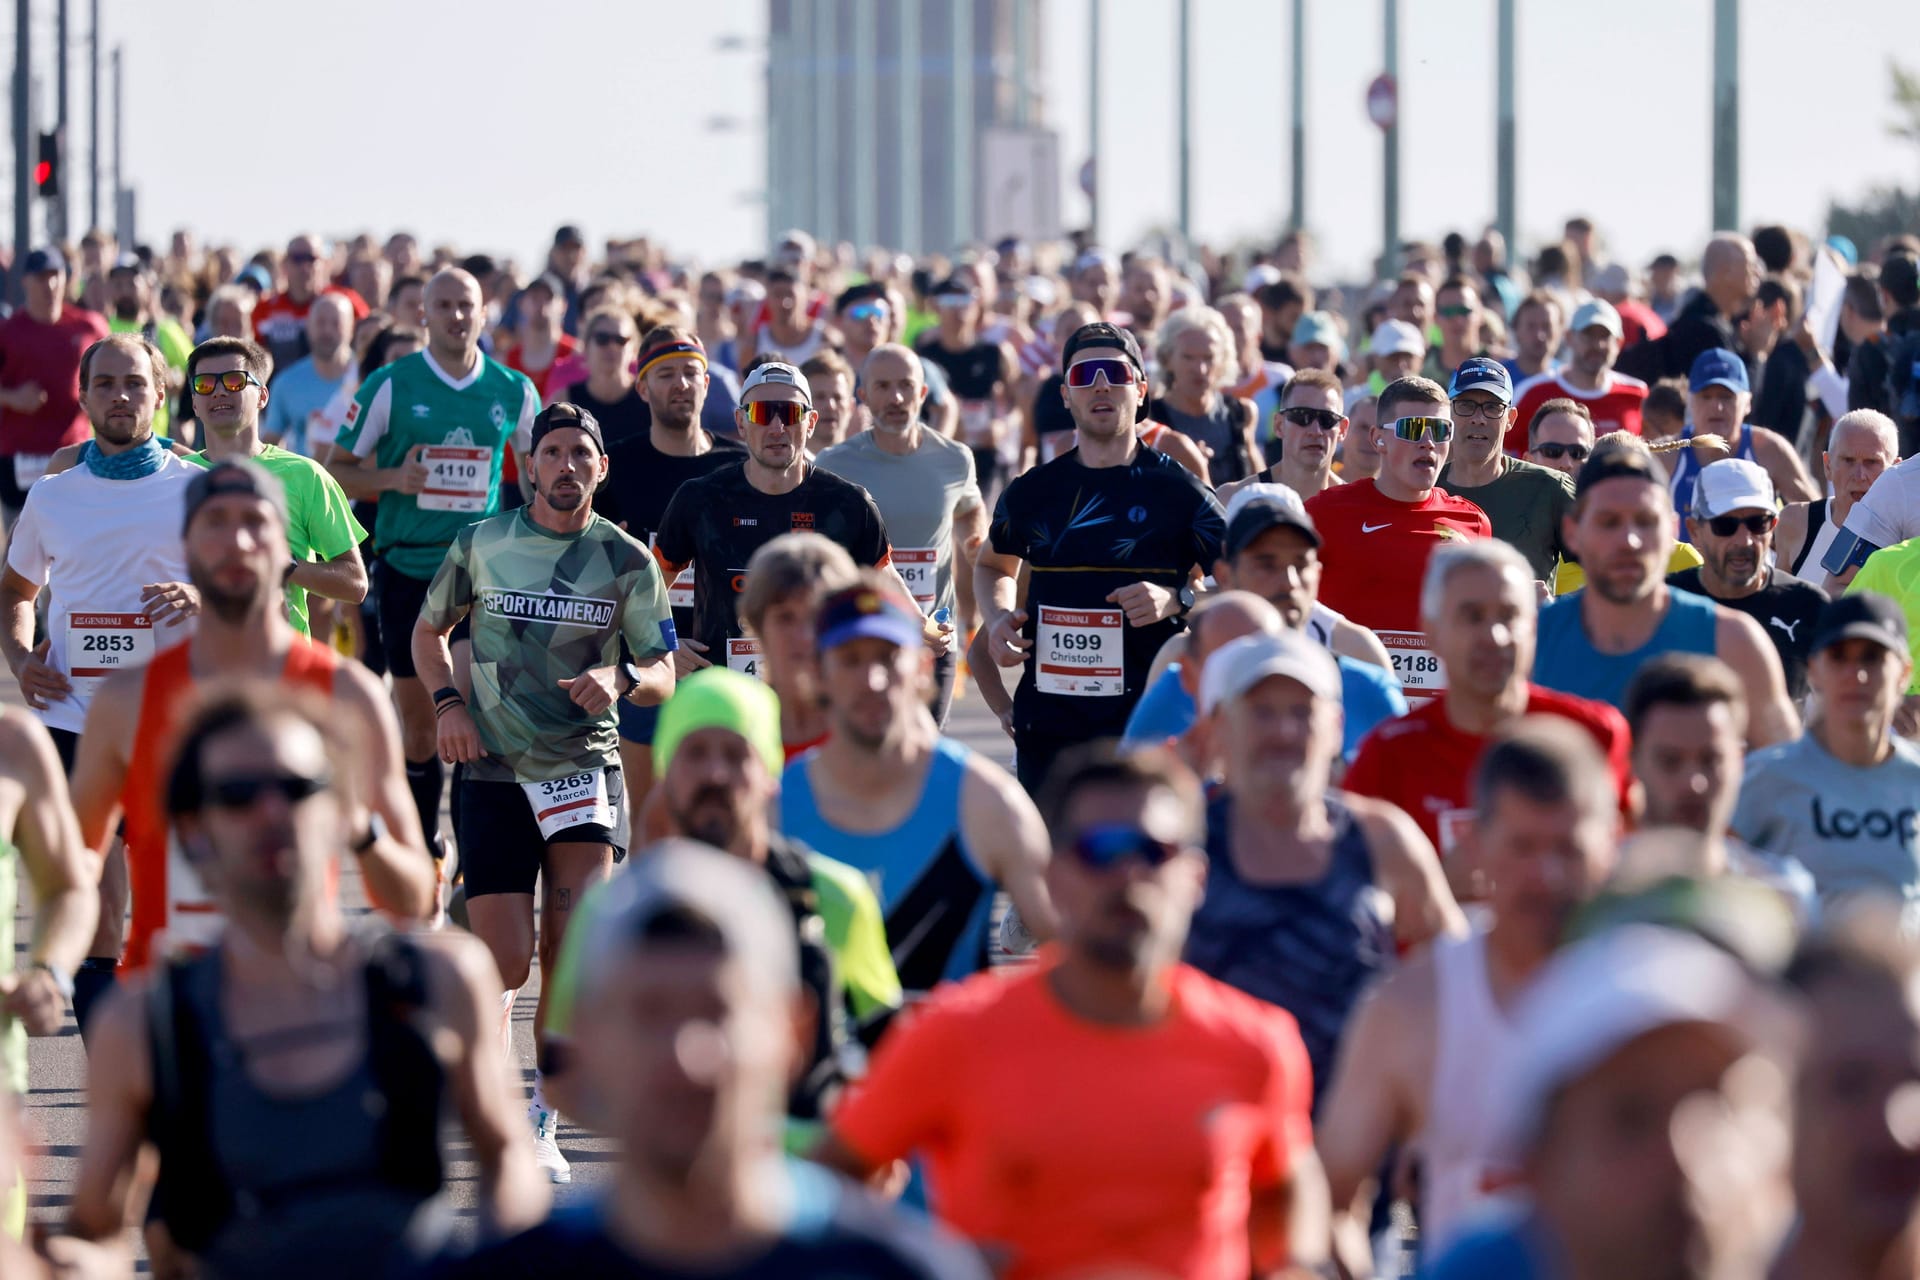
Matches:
[831,956,1314,1280]
[120,637,337,971]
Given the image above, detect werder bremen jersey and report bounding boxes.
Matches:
[334,349,538,580]
[420,508,676,783]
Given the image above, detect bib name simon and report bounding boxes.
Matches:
[481,589,615,628]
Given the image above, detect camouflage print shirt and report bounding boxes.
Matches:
[421,508,675,783]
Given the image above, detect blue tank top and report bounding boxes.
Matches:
[780,738,990,992]
[1534,587,1719,710]
[1669,422,1755,542]
[1184,790,1393,1105]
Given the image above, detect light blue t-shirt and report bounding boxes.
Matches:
[1732,732,1920,912]
[1120,655,1408,760]
[264,354,352,457]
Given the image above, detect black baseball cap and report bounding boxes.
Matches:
[553,224,585,248]
[182,459,289,534]
[1573,445,1663,499]
[1060,322,1150,422]
[21,246,65,275]
[1810,592,1910,658]
[530,402,605,455]
[1224,490,1321,558]
[835,282,888,314]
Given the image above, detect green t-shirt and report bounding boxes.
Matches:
[333,349,537,581]
[189,444,366,636]
[109,314,194,436]
[1848,536,1920,695]
[1440,455,1577,582]
[420,508,674,783]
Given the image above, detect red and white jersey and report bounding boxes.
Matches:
[1508,369,1649,453]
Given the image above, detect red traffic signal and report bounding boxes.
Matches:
[34,131,59,198]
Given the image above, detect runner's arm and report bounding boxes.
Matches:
[288,543,368,606]
[1773,501,1810,573]
[68,675,133,867]
[0,565,44,690]
[1148,425,1212,482]
[1716,608,1801,748]
[411,614,463,702]
[1315,974,1419,1226]
[952,497,987,625]
[1253,1146,1332,1275]
[1753,426,1820,504]
[1143,631,1189,691]
[960,759,1058,942]
[335,662,436,922]
[66,979,153,1240]
[1347,796,1468,948]
[1330,617,1392,670]
[5,714,97,980]
[423,934,552,1237]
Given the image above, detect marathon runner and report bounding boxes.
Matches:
[916,275,1022,506]
[781,578,1057,993]
[1665,348,1817,539]
[414,402,677,1184]
[0,247,108,522]
[1671,459,1828,702]
[1185,630,1463,1096]
[326,267,539,862]
[1217,367,1349,502]
[69,680,547,1278]
[1822,410,1920,591]
[1343,541,1632,870]
[653,359,931,681]
[740,533,861,759]
[1436,357,1575,582]
[1317,719,1623,1265]
[67,461,434,1017]
[976,322,1223,794]
[816,343,981,723]
[1776,409,1897,577]
[1507,299,1649,447]
[1306,375,1493,700]
[1153,306,1261,487]
[1533,436,1799,742]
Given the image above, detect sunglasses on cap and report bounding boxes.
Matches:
[1390,415,1454,442]
[589,329,634,347]
[1064,357,1140,389]
[1704,512,1777,538]
[742,400,809,427]
[1066,824,1183,871]
[846,300,889,322]
[191,370,266,397]
[1280,406,1345,431]
[204,769,331,810]
[1532,442,1591,463]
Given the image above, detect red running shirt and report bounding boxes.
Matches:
[1305,479,1492,635]
[1508,370,1649,453]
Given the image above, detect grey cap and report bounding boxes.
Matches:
[740,360,813,407]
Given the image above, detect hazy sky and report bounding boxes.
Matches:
[55,0,1920,279]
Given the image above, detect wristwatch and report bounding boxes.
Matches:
[615,661,643,701]
[351,811,389,857]
[1177,584,1198,616]
[32,960,74,1002]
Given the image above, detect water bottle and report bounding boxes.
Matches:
[932,607,953,628]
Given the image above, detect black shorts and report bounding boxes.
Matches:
[454,766,626,899]
[375,558,466,680]
[49,726,77,777]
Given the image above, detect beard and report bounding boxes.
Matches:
[112,299,141,322]
[539,481,587,511]
[670,786,743,850]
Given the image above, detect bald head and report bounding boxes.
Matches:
[861,343,923,387]
[1702,233,1760,312]
[1831,409,1900,459]
[1180,591,1284,699]
[861,342,928,435]
[424,268,484,358]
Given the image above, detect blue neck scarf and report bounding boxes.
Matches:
[81,435,166,480]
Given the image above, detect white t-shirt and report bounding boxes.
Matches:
[1842,455,1920,551]
[5,452,196,733]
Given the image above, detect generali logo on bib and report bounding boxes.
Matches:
[481,589,615,628]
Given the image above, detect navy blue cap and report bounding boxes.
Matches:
[21,247,65,275]
[1689,348,1750,394]
[1448,356,1513,404]
[816,584,924,652]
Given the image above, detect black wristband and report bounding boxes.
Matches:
[434,697,465,718]
[432,685,462,707]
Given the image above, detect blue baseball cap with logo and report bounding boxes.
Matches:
[1688,348,1750,394]
[1447,356,1513,404]
[816,584,924,652]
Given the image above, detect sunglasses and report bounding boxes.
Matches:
[589,330,634,347]
[1449,397,1509,420]
[846,301,889,322]
[1533,442,1591,462]
[1064,357,1140,389]
[742,400,809,427]
[1437,304,1475,319]
[285,251,317,264]
[1704,512,1777,538]
[934,294,977,310]
[1067,824,1183,871]
[1280,406,1345,431]
[191,370,266,397]
[1390,415,1454,442]
[204,769,331,810]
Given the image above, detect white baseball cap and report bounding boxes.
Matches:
[740,360,813,406]
[1369,318,1426,358]
[1690,458,1775,521]
[1199,631,1342,715]
[1243,263,1284,293]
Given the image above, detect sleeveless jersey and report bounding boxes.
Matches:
[1791,498,1835,577]
[1668,422,1756,543]
[333,349,538,580]
[779,738,991,992]
[1422,928,1523,1256]
[1533,587,1718,711]
[122,639,338,971]
[1184,790,1393,1103]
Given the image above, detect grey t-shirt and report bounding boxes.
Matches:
[1733,732,1920,911]
[814,428,982,616]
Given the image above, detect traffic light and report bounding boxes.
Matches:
[34,131,59,199]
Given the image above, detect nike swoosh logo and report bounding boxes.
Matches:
[1362,522,1391,533]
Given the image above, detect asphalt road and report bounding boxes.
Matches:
[14,663,1018,1255]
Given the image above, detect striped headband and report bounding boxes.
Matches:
[637,338,708,380]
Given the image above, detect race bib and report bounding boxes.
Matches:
[11,453,50,489]
[726,636,763,677]
[647,533,696,609]
[1035,605,1124,697]
[1379,630,1447,699]
[1436,807,1475,860]
[163,834,224,955]
[417,445,491,512]
[958,399,997,447]
[894,547,938,612]
[520,768,618,842]
[67,612,155,677]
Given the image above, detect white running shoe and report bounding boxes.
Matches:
[531,1106,571,1184]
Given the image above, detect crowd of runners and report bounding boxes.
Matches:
[0,212,1915,1279]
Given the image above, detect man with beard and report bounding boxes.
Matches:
[67,461,433,1029]
[1670,459,1828,702]
[814,743,1328,1280]
[105,256,192,438]
[1318,719,1625,1266]
[542,670,901,1138]
[781,576,1056,995]
[1509,299,1649,448]
[1533,436,1799,743]
[70,679,543,1278]
[414,402,676,1184]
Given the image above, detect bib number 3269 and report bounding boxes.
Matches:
[520,769,617,841]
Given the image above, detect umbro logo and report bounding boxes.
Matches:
[411,404,431,419]
[1362,521,1391,533]
[1770,616,1800,641]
